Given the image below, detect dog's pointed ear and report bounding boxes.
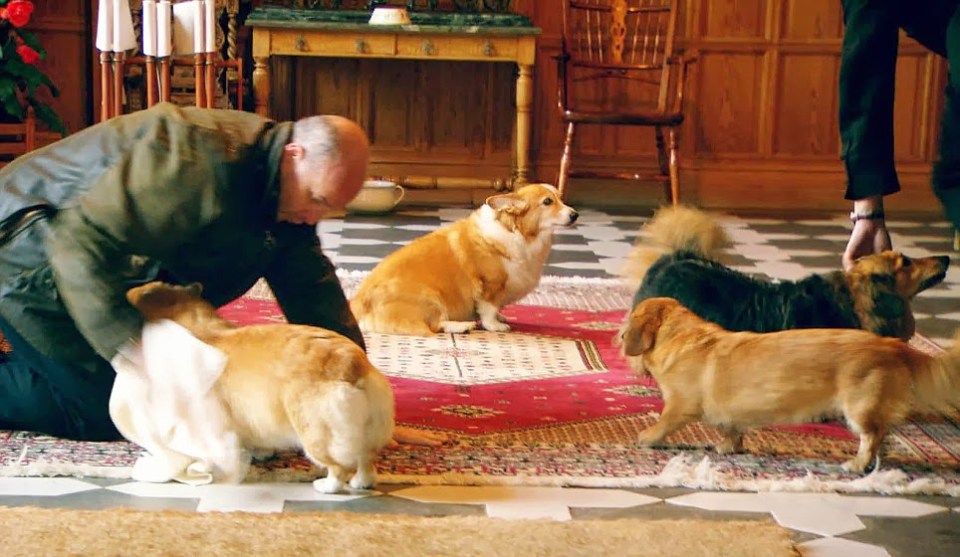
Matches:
[621,303,664,356]
[486,193,528,215]
[186,282,203,297]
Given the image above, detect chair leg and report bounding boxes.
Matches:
[655,126,669,175]
[558,122,576,198]
[667,127,681,206]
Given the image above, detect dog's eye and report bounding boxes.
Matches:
[542,198,554,206]
[901,256,912,267]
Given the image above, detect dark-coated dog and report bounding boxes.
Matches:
[621,206,950,340]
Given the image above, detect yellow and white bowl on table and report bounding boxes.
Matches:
[345,180,406,215]
[369,6,411,26]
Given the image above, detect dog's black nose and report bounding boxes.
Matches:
[569,211,579,223]
[937,255,951,269]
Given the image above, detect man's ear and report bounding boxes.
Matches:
[486,193,528,214]
[622,306,662,356]
[283,143,306,160]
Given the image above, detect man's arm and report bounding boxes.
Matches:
[264,223,366,351]
[839,0,902,201]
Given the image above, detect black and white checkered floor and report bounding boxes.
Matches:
[1,206,958,557]
[319,206,960,347]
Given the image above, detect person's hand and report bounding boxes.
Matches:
[842,218,892,271]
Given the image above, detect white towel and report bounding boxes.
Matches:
[108,319,249,485]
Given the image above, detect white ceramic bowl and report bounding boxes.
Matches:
[346,180,406,214]
[369,6,411,26]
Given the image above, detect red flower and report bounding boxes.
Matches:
[3,0,35,29]
[16,43,39,65]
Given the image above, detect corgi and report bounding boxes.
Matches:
[126,281,395,494]
[350,183,579,335]
[620,297,960,473]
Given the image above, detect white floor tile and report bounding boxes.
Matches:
[799,537,892,557]
[568,225,629,241]
[395,224,443,232]
[0,477,101,497]
[329,255,384,265]
[107,482,376,513]
[391,486,659,521]
[586,240,633,258]
[668,492,945,537]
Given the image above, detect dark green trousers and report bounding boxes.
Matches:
[840,0,960,226]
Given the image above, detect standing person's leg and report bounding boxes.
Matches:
[839,0,901,269]
[0,317,120,441]
[932,5,960,229]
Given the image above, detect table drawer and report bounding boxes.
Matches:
[270,31,396,57]
[396,36,518,61]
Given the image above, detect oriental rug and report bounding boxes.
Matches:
[2,274,960,496]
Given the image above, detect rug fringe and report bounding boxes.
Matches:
[0,463,134,480]
[378,454,960,497]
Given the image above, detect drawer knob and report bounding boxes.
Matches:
[356,38,368,54]
[422,39,435,55]
[482,40,495,57]
[295,35,307,52]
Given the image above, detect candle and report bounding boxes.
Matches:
[95,0,113,52]
[113,0,138,52]
[112,0,121,52]
[193,0,204,55]
[142,0,157,57]
[204,0,216,53]
[157,1,172,57]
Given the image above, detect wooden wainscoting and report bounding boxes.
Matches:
[272,0,944,213]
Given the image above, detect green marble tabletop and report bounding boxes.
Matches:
[246,7,542,35]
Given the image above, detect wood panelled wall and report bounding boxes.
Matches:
[42,1,945,212]
[274,0,945,212]
[32,0,91,134]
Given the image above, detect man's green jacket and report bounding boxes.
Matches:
[0,102,363,377]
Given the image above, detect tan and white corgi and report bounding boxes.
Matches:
[126,281,395,493]
[350,183,579,335]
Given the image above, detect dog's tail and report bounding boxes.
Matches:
[912,330,960,418]
[620,205,730,292]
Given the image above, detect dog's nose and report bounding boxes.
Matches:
[937,255,951,269]
[568,210,579,223]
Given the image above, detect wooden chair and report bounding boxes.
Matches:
[556,0,695,204]
[0,107,37,167]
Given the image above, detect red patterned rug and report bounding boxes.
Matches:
[2,275,959,495]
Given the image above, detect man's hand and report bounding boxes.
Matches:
[842,218,892,271]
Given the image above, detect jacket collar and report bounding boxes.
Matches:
[258,121,293,224]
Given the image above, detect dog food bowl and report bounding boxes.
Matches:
[346,180,406,214]
[369,6,411,26]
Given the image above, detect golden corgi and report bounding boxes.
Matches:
[350,183,579,335]
[126,281,395,493]
[620,297,960,474]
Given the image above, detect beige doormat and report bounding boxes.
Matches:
[0,507,798,557]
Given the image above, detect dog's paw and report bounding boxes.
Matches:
[637,430,663,447]
[841,455,879,475]
[349,470,375,491]
[440,321,477,334]
[313,476,345,494]
[482,320,511,333]
[393,426,452,447]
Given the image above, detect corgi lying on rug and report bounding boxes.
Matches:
[350,183,579,335]
[621,205,949,340]
[620,297,960,473]
[126,281,395,493]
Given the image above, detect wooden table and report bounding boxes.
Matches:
[247,9,541,188]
